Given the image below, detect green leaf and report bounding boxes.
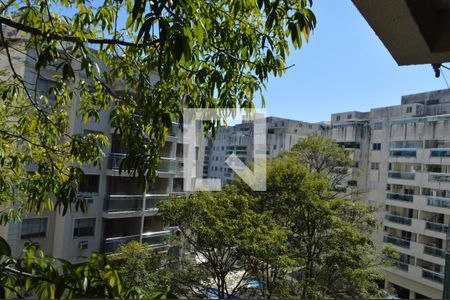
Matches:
[0,236,11,256]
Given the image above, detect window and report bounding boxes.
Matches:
[347,114,352,119]
[78,175,99,193]
[372,143,381,151]
[73,218,95,238]
[348,180,357,186]
[21,218,47,239]
[368,181,379,189]
[273,144,277,150]
[371,162,380,170]
[336,116,341,121]
[406,106,413,113]
[354,161,359,168]
[373,122,383,130]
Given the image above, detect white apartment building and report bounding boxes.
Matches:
[0,35,203,262]
[330,89,450,299]
[204,116,323,185]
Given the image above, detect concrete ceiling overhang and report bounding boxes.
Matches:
[352,0,450,65]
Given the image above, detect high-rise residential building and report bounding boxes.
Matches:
[204,116,324,184]
[330,89,450,299]
[0,34,203,262]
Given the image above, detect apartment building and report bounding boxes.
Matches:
[0,34,203,262]
[205,116,323,184]
[330,89,450,299]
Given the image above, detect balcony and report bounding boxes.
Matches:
[388,171,415,180]
[383,235,410,249]
[428,197,450,209]
[389,149,416,157]
[103,235,140,254]
[142,230,171,247]
[424,245,446,258]
[105,195,143,212]
[422,269,444,284]
[430,149,450,157]
[393,260,409,272]
[386,192,413,202]
[145,195,167,210]
[429,172,450,183]
[425,221,448,233]
[158,159,177,174]
[385,213,412,226]
[108,153,177,174]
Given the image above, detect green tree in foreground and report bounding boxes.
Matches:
[109,241,173,298]
[159,186,289,299]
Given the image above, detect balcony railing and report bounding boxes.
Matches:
[108,153,177,174]
[103,235,140,253]
[428,197,450,209]
[422,269,444,284]
[393,260,409,272]
[424,245,446,258]
[105,195,143,212]
[430,149,450,157]
[142,230,171,247]
[385,213,412,225]
[388,171,415,180]
[158,159,177,173]
[145,195,167,210]
[429,172,450,183]
[386,192,413,202]
[383,235,410,248]
[425,221,449,233]
[389,149,416,157]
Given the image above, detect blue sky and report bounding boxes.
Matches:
[263,1,449,123]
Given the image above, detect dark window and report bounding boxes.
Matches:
[371,162,379,170]
[73,218,95,238]
[347,114,352,119]
[372,143,381,151]
[21,218,47,239]
[373,122,383,130]
[406,106,413,113]
[348,180,357,186]
[336,116,341,121]
[79,175,99,193]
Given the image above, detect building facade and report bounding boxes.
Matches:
[0,37,203,262]
[204,117,323,185]
[330,89,450,299]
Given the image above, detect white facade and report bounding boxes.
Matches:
[330,89,450,299]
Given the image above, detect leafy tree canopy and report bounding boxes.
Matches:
[0,0,316,223]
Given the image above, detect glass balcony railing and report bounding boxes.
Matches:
[427,197,450,209]
[142,230,171,247]
[105,195,143,212]
[422,269,444,284]
[386,192,413,202]
[145,195,167,210]
[108,154,177,174]
[385,213,412,225]
[108,153,127,169]
[424,245,446,258]
[393,260,409,272]
[169,123,181,138]
[430,149,450,157]
[388,171,415,180]
[103,235,140,254]
[429,173,450,183]
[425,221,449,233]
[158,159,177,173]
[383,235,410,249]
[389,149,416,157]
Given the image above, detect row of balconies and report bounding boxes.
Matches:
[387,170,450,183]
[103,194,168,213]
[390,260,444,286]
[384,214,448,234]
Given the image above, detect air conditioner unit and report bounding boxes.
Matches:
[79,241,89,250]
